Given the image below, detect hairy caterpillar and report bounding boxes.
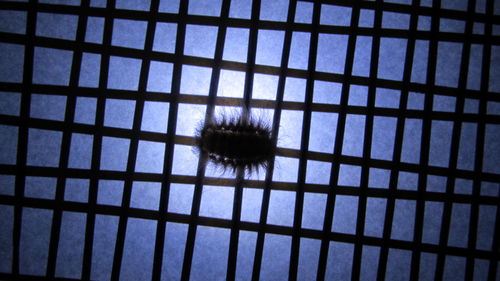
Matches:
[195,111,275,175]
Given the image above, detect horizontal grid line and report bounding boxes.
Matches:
[2,0,500,24]
[0,196,498,261]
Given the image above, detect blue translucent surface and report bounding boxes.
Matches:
[360,246,380,281]
[191,226,230,280]
[0,125,18,165]
[135,140,166,173]
[24,176,56,199]
[36,13,77,40]
[30,94,67,121]
[0,206,13,273]
[199,185,234,219]
[153,23,177,54]
[223,27,249,62]
[108,56,142,90]
[55,212,86,279]
[20,208,52,275]
[297,238,321,281]
[0,92,21,116]
[27,129,62,167]
[131,181,161,210]
[64,178,89,203]
[301,193,326,230]
[91,215,119,281]
[112,19,147,49]
[97,180,124,206]
[0,10,26,34]
[189,0,221,17]
[386,249,411,281]
[120,218,157,281]
[235,230,257,281]
[79,53,101,87]
[33,47,73,86]
[267,190,295,227]
[185,25,218,59]
[332,195,358,234]
[316,34,348,74]
[260,234,291,280]
[161,222,188,280]
[325,242,354,280]
[100,137,130,171]
[256,30,285,67]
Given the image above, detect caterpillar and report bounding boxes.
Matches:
[194,111,275,175]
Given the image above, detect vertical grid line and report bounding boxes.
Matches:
[426,0,478,280]
[148,0,189,280]
[109,1,160,280]
[488,189,500,280]
[479,0,498,279]
[286,0,312,277]
[45,0,90,278]
[377,0,439,278]
[376,0,421,280]
[151,0,190,279]
[11,0,38,277]
[316,1,360,280]
[462,0,481,278]
[351,1,383,280]
[411,0,472,276]
[421,0,457,280]
[238,0,273,279]
[81,1,117,279]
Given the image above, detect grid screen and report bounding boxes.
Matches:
[0,0,500,280]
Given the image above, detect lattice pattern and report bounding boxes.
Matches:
[0,0,499,280]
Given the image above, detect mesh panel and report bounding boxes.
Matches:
[0,0,499,280]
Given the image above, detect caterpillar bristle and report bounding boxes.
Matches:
[195,111,275,176]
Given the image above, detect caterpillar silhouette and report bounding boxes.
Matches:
[195,112,275,174]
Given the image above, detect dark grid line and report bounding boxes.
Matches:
[413,0,481,279]
[3,94,500,126]
[480,1,498,280]
[316,1,359,279]
[45,0,90,278]
[236,0,266,279]
[150,0,188,278]
[109,1,160,280]
[489,188,500,280]
[225,0,295,280]
[352,1,383,280]
[0,194,499,258]
[4,0,500,29]
[2,182,500,209]
[400,0,441,279]
[173,0,211,279]
[3,19,499,49]
[81,1,116,279]
[432,0,478,280]
[153,0,190,280]
[280,1,304,280]
[416,0,451,280]
[33,172,497,201]
[11,0,37,277]
[220,1,239,277]
[475,0,497,280]
[0,0,499,280]
[239,0,266,280]
[377,0,421,280]
[2,158,500,193]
